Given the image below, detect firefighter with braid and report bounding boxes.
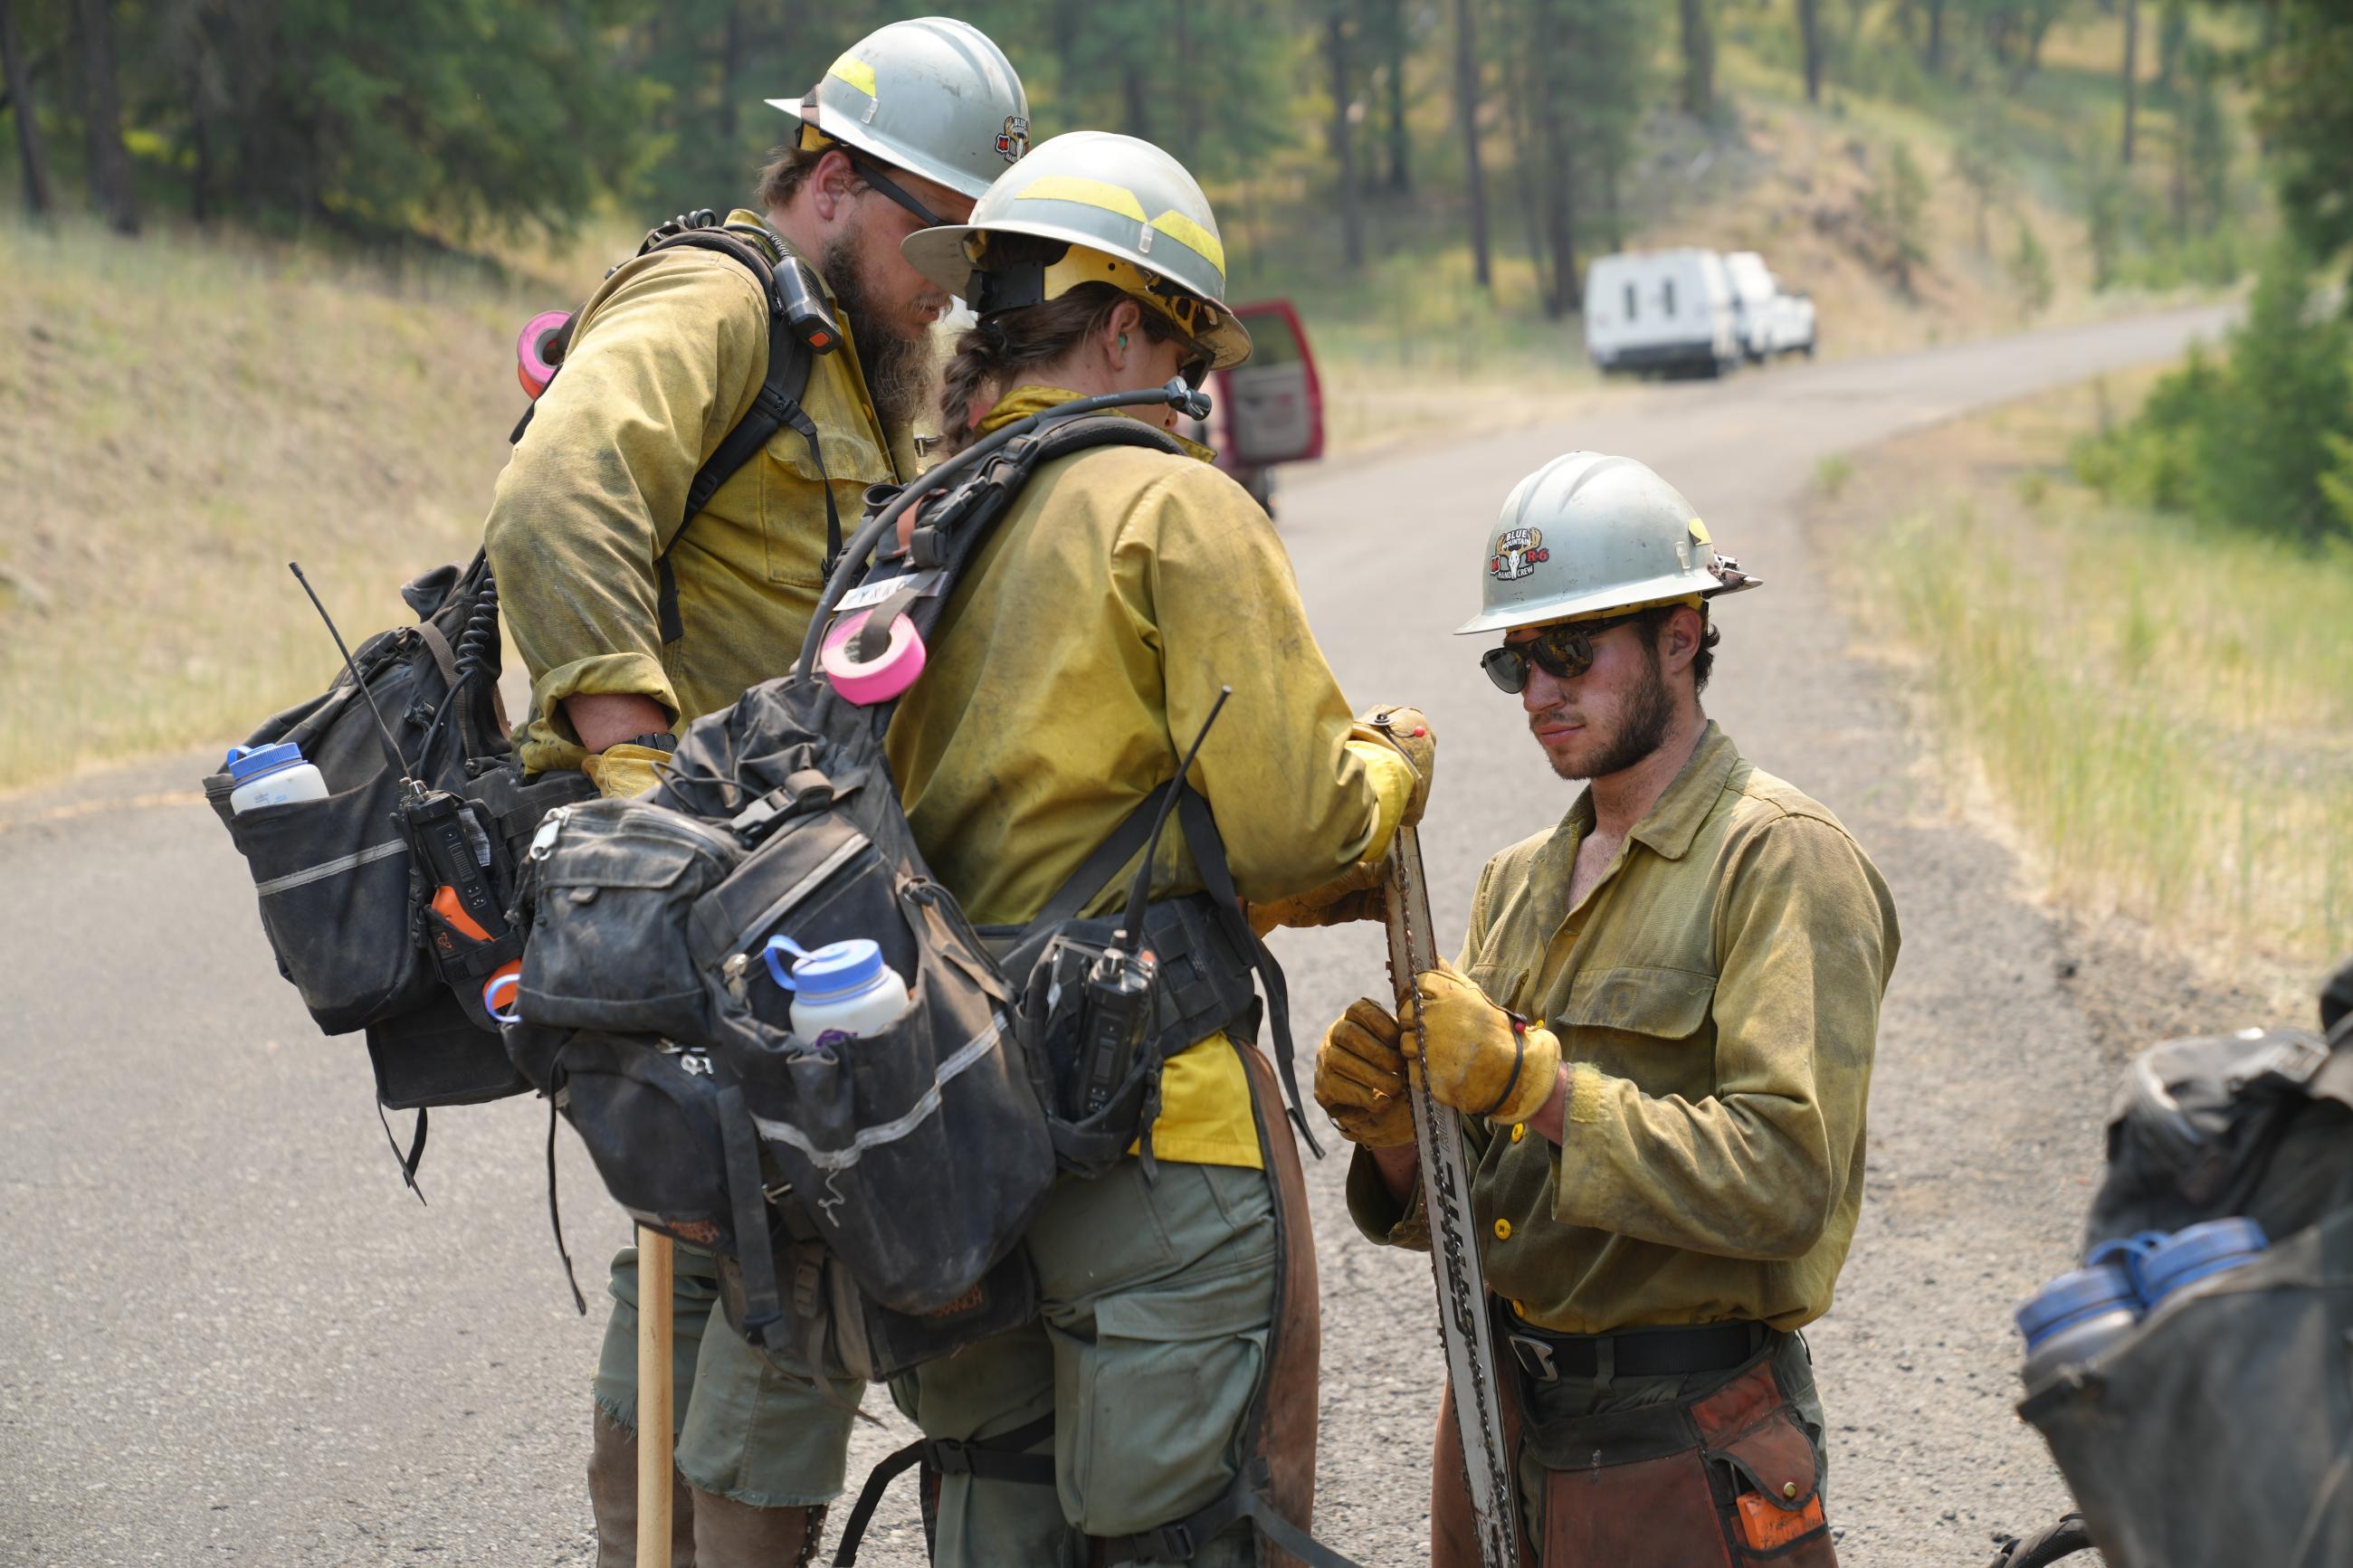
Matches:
[857,130,1430,1565]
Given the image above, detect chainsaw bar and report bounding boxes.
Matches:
[1383,824,1518,1567]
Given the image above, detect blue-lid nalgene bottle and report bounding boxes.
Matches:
[2016,1262,2140,1391]
[2137,1217,2268,1309]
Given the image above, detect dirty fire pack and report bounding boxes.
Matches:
[2022,955,2353,1567]
[205,211,843,1180]
[500,381,1304,1381]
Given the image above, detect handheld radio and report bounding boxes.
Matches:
[289,564,514,974]
[1068,688,1232,1118]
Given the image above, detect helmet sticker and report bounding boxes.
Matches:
[1489,527,1551,581]
[996,115,1029,163]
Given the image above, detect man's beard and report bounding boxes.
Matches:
[820,237,932,434]
[1536,643,1675,782]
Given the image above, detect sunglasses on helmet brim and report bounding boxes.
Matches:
[1479,611,1651,694]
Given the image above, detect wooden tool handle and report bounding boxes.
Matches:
[637,1226,675,1568]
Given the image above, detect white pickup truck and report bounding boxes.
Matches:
[1723,250,1817,363]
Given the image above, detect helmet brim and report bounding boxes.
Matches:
[1453,569,1760,635]
[763,97,997,201]
[903,220,1252,368]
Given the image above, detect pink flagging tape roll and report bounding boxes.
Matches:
[821,609,927,705]
[516,309,571,398]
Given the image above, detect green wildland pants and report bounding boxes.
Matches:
[595,1241,866,1506]
[893,1156,1281,1567]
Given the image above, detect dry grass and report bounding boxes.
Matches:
[0,214,542,794]
[1815,375,2353,973]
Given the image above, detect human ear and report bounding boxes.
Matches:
[1660,607,1701,673]
[1105,299,1144,366]
[808,148,858,223]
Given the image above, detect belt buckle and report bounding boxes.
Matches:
[1508,1333,1558,1383]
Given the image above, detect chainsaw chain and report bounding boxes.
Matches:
[1386,832,1519,1567]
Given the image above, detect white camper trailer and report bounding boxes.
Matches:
[1582,248,1741,378]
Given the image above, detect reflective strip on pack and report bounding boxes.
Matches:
[253,838,409,898]
[750,1015,1005,1171]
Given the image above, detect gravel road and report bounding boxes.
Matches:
[0,302,2236,1565]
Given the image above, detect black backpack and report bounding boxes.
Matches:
[207,209,843,1182]
[205,556,595,1182]
[502,385,1300,1323]
[2022,956,2353,1567]
[509,382,1358,1568]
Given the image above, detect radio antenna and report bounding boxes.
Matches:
[290,561,420,795]
[1115,686,1232,946]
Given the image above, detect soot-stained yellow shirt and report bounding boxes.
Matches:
[888,386,1415,1167]
[1348,723,1899,1331]
[485,211,911,776]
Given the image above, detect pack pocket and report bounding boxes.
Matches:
[690,810,923,1044]
[551,1030,739,1250]
[2022,1202,2353,1568]
[514,797,741,1041]
[729,893,1053,1316]
[215,771,434,1034]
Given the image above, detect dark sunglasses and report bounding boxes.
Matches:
[848,152,950,229]
[1175,342,1214,390]
[1480,611,1650,694]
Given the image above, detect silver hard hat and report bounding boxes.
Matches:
[902,130,1252,368]
[1457,451,1760,635]
[766,17,1028,202]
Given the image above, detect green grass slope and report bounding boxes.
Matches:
[0,216,538,794]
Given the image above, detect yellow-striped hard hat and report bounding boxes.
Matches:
[901,130,1252,368]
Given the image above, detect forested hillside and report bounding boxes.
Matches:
[6,0,2350,793]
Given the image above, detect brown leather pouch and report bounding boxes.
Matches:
[1691,1357,1835,1565]
[1527,1352,1836,1568]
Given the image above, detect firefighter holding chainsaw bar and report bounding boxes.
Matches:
[481,18,1028,1563]
[1315,454,1898,1567]
[846,129,1431,1566]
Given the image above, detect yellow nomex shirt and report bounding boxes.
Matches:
[486,210,911,777]
[1349,724,1899,1328]
[889,387,1416,1167]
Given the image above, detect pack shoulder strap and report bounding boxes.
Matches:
[656,227,830,644]
[849,414,1188,673]
[505,214,830,647]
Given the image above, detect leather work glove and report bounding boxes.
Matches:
[580,742,671,801]
[1398,960,1561,1126]
[1352,704,1436,826]
[1314,998,1418,1148]
[1247,857,1386,937]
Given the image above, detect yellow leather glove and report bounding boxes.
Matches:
[1351,704,1435,826]
[1398,960,1561,1126]
[579,742,671,801]
[1247,857,1386,937]
[1313,998,1418,1148]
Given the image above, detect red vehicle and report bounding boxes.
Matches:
[1196,299,1325,518]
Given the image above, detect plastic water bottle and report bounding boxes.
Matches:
[2016,1263,2140,1390]
[225,742,329,813]
[763,936,910,1046]
[2137,1218,2268,1309]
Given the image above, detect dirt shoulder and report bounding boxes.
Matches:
[1801,377,2331,1056]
